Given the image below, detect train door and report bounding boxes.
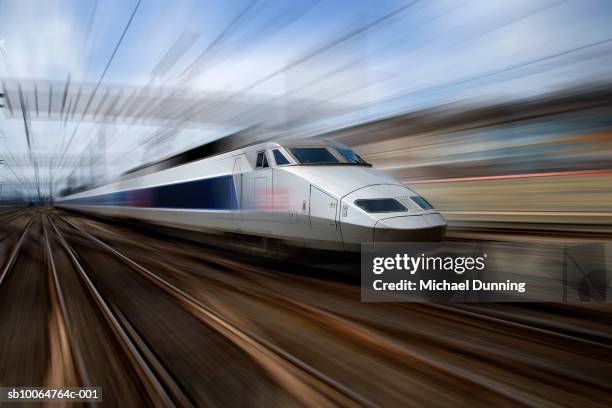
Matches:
[309,186,338,230]
[232,157,243,209]
[232,156,248,232]
[253,151,272,209]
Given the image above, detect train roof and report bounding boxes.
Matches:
[121,131,347,180]
[275,136,347,148]
[121,127,270,179]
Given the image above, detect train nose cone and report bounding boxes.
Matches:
[374,214,447,242]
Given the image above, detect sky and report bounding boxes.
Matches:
[1,0,612,199]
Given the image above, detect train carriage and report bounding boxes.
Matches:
[56,137,446,252]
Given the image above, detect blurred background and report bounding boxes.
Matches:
[0,0,611,233]
[1,2,612,407]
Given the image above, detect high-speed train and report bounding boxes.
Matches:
[55,137,446,252]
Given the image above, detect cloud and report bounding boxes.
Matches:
[0,0,85,80]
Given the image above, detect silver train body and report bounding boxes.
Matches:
[55,138,446,251]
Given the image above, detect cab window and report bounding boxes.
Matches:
[336,148,367,164]
[255,151,269,169]
[289,147,339,164]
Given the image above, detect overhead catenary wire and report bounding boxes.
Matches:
[52,0,142,191]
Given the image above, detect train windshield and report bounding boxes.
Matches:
[336,148,367,164]
[289,147,369,165]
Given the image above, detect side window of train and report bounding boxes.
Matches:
[255,151,269,169]
[272,149,290,165]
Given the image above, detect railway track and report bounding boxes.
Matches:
[45,215,185,407]
[165,253,612,405]
[423,303,612,347]
[0,214,49,390]
[52,212,375,407]
[0,217,33,286]
[1,208,610,407]
[48,212,299,406]
[0,209,32,244]
[54,210,612,407]
[69,212,612,347]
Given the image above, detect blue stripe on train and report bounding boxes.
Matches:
[62,174,239,210]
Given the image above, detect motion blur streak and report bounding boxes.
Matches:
[0,1,612,407]
[326,87,612,231]
[1,208,611,407]
[1,0,612,202]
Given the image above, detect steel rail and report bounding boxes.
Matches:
[190,254,594,406]
[71,214,612,407]
[57,214,376,408]
[0,217,33,288]
[0,212,29,241]
[42,216,96,404]
[424,303,612,350]
[48,216,181,408]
